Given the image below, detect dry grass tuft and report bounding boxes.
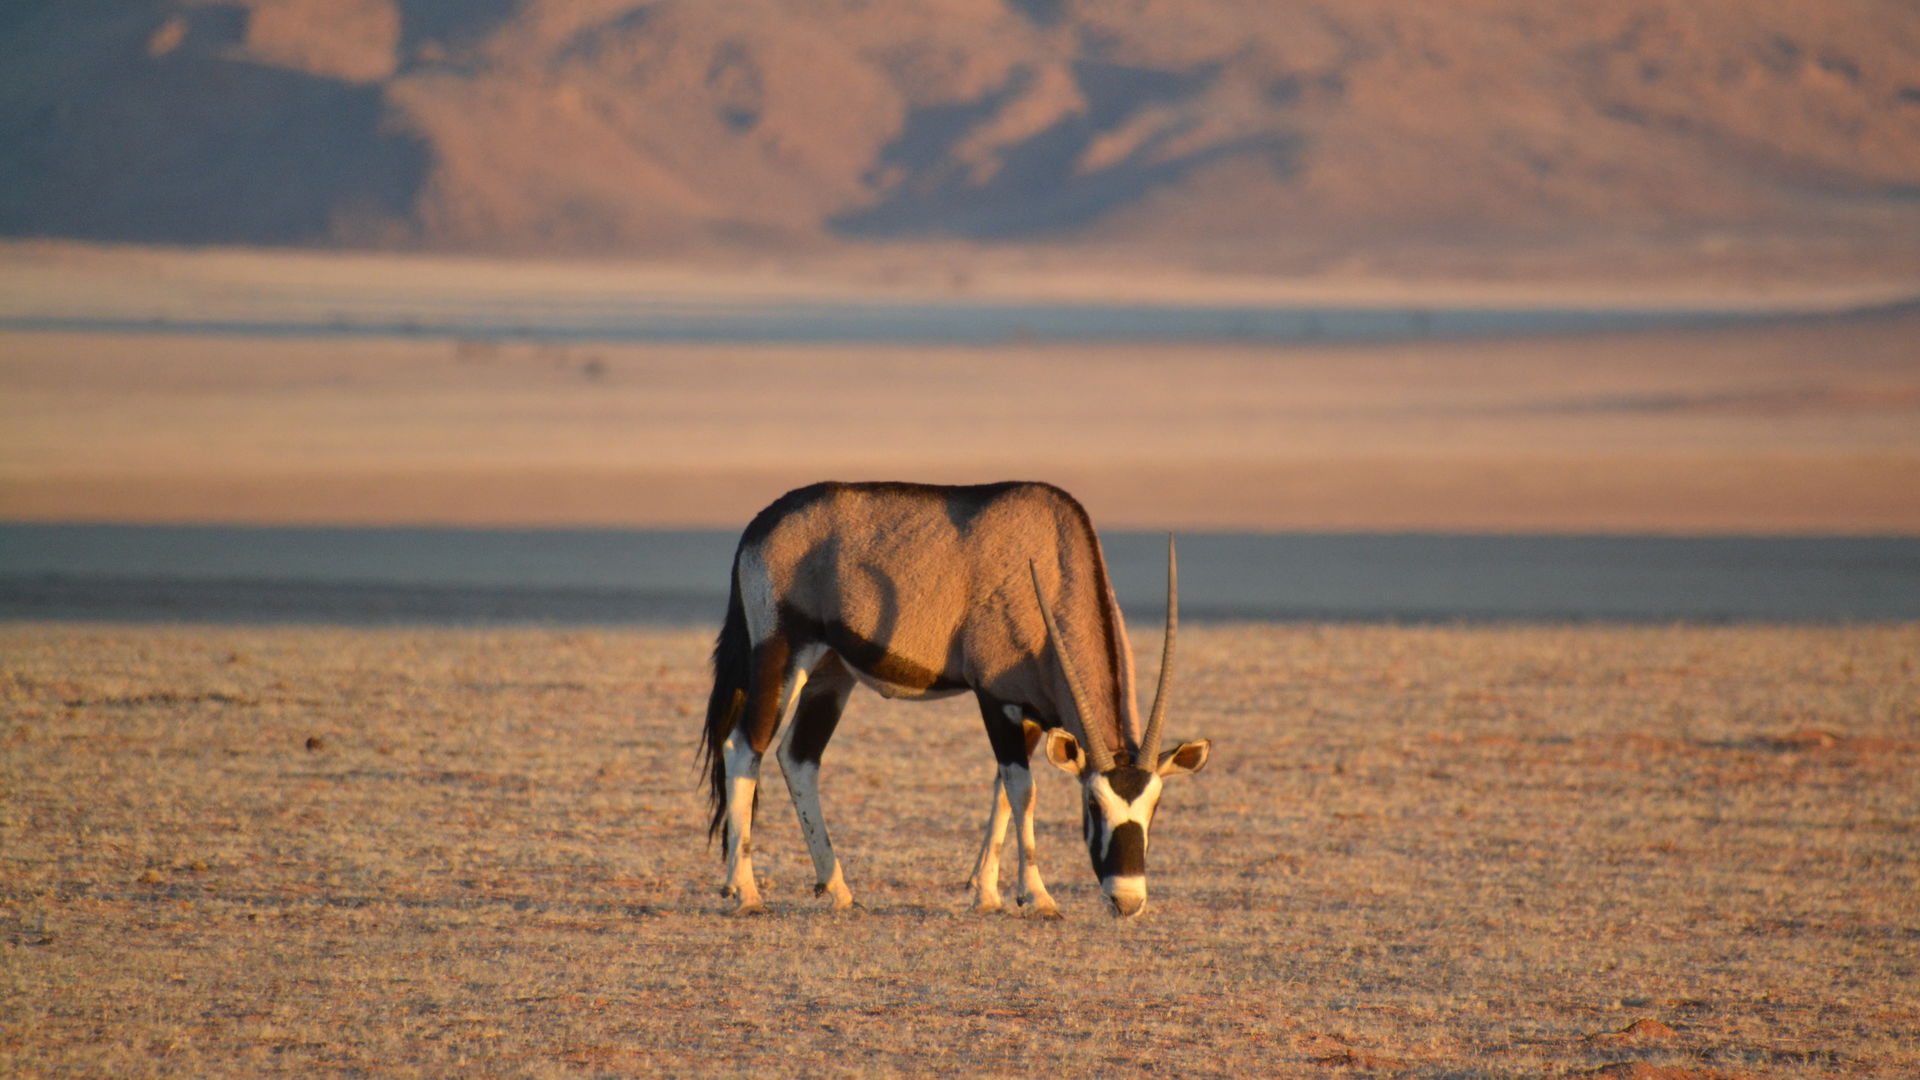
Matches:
[3,622,1916,1077]
[1589,1018,1681,1045]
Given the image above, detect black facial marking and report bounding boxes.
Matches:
[1105,822,1146,878]
[1107,765,1152,802]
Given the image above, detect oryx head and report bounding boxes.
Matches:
[1030,539,1210,918]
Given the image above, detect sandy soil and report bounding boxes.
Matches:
[3,623,1915,1077]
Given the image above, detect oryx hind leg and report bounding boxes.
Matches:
[721,632,821,914]
[776,652,856,910]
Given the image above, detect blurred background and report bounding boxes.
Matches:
[2,0,1918,619]
[7,0,1920,270]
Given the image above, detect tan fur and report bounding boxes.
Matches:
[743,481,1140,755]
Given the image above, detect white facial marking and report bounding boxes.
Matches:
[1087,773,1162,857]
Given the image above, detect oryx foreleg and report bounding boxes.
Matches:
[1003,762,1060,918]
[967,773,1012,912]
[776,653,855,910]
[976,702,1056,917]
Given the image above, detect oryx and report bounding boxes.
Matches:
[697,480,1210,917]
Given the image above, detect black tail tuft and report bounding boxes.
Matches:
[699,562,751,846]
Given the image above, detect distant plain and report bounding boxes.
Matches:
[3,244,1918,534]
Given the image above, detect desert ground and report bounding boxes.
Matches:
[4,244,1919,534]
[2,622,1915,1078]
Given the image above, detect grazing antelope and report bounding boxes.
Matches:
[698,481,1210,917]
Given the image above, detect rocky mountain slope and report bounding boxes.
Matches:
[5,0,1918,267]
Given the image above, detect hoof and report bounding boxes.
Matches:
[728,899,763,917]
[1016,894,1062,920]
[972,895,1003,915]
[815,883,854,911]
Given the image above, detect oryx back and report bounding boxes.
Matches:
[733,481,1138,723]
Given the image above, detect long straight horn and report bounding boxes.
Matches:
[1029,560,1115,773]
[1138,534,1177,768]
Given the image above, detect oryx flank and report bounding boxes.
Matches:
[698,481,1210,918]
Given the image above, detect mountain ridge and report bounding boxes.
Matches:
[4,0,1917,270]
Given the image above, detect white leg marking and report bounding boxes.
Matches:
[720,647,824,915]
[721,735,762,913]
[966,702,1025,913]
[968,773,1011,913]
[777,704,853,910]
[1003,763,1059,918]
[782,666,812,723]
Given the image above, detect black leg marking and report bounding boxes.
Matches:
[785,653,854,766]
[977,695,1034,766]
[743,635,793,755]
[778,651,857,909]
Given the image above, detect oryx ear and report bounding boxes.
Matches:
[1042,728,1086,775]
[1155,738,1211,777]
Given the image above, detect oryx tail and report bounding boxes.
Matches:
[700,560,751,842]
